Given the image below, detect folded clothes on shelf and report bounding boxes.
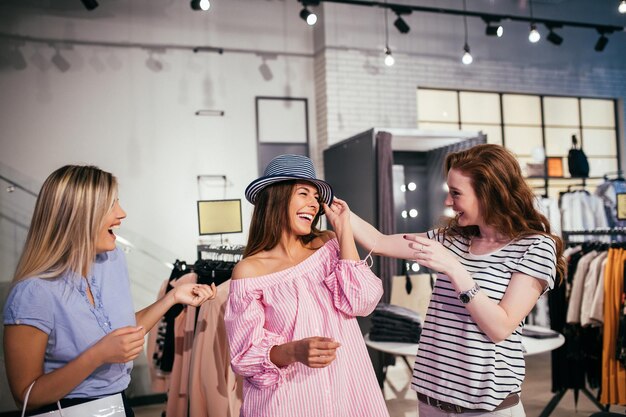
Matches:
[369,303,422,344]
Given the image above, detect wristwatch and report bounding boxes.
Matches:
[458,282,481,304]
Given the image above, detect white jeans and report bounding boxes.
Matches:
[417,400,526,417]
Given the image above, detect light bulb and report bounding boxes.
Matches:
[496,25,504,37]
[199,0,210,10]
[462,51,473,65]
[401,210,408,219]
[384,48,395,66]
[307,13,317,25]
[619,1,626,14]
[407,182,417,191]
[529,24,541,43]
[409,209,418,218]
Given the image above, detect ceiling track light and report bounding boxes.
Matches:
[393,16,410,34]
[390,5,412,34]
[619,0,626,14]
[80,0,98,11]
[485,24,503,37]
[595,33,609,52]
[545,24,563,45]
[299,6,318,26]
[546,30,563,45]
[190,0,210,11]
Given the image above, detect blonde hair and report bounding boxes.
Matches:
[14,165,118,281]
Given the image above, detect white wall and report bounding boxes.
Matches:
[0,0,317,269]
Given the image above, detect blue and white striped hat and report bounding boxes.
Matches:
[245,154,334,206]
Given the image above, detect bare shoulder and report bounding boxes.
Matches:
[231,257,266,280]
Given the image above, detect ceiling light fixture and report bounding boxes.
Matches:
[595,33,609,52]
[546,24,563,45]
[80,0,98,11]
[300,7,318,25]
[483,17,503,37]
[528,0,540,43]
[619,1,626,14]
[190,0,210,11]
[391,5,412,34]
[394,16,410,34]
[461,0,473,65]
[383,1,395,66]
[546,30,563,45]
[485,24,503,37]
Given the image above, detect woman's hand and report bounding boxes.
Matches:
[172,282,217,306]
[323,197,351,232]
[404,234,463,277]
[293,337,341,368]
[90,326,145,365]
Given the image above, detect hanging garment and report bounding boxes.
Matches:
[581,251,609,327]
[165,273,198,417]
[535,196,562,237]
[600,248,626,405]
[189,281,242,417]
[595,178,626,229]
[561,191,609,242]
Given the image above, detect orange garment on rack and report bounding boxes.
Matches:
[600,248,626,405]
[166,272,198,417]
[189,281,242,417]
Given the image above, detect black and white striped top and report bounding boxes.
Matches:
[411,229,557,411]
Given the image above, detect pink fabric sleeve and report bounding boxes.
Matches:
[224,290,292,389]
[323,259,384,316]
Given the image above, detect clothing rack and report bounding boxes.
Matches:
[539,228,626,417]
[197,244,245,261]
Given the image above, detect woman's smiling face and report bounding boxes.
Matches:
[288,182,320,236]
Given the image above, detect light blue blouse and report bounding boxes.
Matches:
[3,247,136,398]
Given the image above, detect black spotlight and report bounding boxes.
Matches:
[299,7,317,25]
[80,0,98,11]
[394,16,410,34]
[546,31,563,45]
[595,34,609,52]
[191,0,211,11]
[485,24,503,37]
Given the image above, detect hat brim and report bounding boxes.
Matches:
[245,175,334,207]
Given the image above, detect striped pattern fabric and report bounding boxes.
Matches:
[412,230,557,411]
[224,239,389,417]
[245,154,334,205]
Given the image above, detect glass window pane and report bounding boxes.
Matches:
[417,89,459,123]
[417,122,460,131]
[581,99,615,128]
[543,97,579,127]
[459,92,501,124]
[589,158,618,177]
[502,94,541,125]
[462,123,502,145]
[582,129,617,156]
[545,128,581,156]
[504,126,543,156]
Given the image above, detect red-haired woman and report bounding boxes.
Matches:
[346,144,565,416]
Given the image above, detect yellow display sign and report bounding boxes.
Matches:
[197,199,242,235]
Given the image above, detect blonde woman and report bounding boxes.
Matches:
[3,165,216,416]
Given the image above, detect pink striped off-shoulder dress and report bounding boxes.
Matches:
[224,238,389,417]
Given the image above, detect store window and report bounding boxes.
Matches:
[417,88,620,198]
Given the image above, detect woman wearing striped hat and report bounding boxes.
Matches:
[224,154,389,417]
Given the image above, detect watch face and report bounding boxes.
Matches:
[459,293,470,303]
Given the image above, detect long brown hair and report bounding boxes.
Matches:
[14,165,117,281]
[442,144,565,284]
[244,181,322,258]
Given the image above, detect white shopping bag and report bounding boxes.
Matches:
[22,381,126,417]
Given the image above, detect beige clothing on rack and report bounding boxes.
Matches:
[166,272,198,417]
[566,250,598,324]
[589,257,609,325]
[580,251,608,327]
[189,281,242,417]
